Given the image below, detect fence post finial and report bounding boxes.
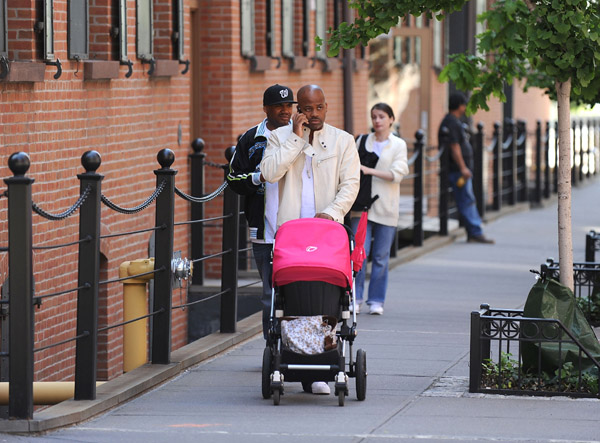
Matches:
[81,150,101,173]
[8,152,30,177]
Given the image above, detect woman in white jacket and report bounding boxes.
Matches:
[351,103,409,315]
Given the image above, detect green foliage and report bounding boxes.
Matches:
[324,0,600,111]
[576,290,600,325]
[481,352,599,395]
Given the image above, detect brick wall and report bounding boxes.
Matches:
[1,0,369,384]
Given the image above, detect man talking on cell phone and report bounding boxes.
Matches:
[260,85,360,396]
[261,84,360,227]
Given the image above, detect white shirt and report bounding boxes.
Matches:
[300,154,316,218]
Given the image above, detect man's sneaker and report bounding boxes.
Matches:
[468,235,495,244]
[369,304,384,315]
[311,381,330,395]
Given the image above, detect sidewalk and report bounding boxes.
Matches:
[3,180,600,442]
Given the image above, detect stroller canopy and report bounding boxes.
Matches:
[273,218,352,289]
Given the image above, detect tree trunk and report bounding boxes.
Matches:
[555,79,574,292]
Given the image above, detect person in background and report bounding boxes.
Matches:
[261,84,360,395]
[226,84,296,342]
[350,103,409,315]
[438,92,494,244]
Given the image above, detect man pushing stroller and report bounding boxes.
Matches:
[261,84,360,395]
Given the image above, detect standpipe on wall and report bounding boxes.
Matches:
[120,258,155,372]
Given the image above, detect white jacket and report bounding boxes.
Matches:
[358,132,409,227]
[261,123,360,226]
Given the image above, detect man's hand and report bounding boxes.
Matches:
[292,113,308,137]
[314,213,333,221]
[460,167,473,179]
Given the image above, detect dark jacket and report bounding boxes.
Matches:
[226,120,269,240]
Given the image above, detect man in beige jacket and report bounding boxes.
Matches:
[261,85,360,227]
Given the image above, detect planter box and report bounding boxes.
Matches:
[470,304,600,398]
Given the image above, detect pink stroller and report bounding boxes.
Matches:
[262,217,368,406]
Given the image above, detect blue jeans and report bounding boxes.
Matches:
[350,218,396,306]
[252,242,273,339]
[448,171,483,238]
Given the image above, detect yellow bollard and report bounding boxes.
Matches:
[0,382,104,405]
[120,258,155,372]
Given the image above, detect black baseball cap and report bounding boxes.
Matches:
[263,84,297,106]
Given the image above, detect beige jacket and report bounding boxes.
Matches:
[261,123,360,226]
[353,132,409,227]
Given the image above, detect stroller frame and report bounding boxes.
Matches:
[261,218,367,406]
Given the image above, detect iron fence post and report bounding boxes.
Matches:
[579,120,585,182]
[586,230,596,263]
[492,122,502,211]
[438,126,449,236]
[220,147,239,333]
[74,151,103,400]
[517,120,528,203]
[506,119,517,205]
[473,122,485,219]
[152,149,176,364]
[413,130,424,247]
[190,138,206,286]
[543,121,551,199]
[534,121,542,205]
[5,153,34,419]
[469,309,482,393]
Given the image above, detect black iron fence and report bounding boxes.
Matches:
[470,304,600,398]
[541,259,600,325]
[0,117,598,420]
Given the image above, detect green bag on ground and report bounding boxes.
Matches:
[521,278,600,376]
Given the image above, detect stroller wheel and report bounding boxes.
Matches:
[262,347,273,399]
[338,390,345,407]
[273,388,281,405]
[356,349,367,401]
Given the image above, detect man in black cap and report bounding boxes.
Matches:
[227,84,297,342]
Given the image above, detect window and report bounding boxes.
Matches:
[136,0,153,60]
[240,0,254,57]
[1,0,7,59]
[68,0,89,60]
[265,0,275,57]
[175,0,184,61]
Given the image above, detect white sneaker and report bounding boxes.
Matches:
[369,304,384,315]
[311,381,330,395]
[350,302,361,314]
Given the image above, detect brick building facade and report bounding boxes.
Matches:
[0,0,550,383]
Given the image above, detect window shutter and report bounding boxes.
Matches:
[240,0,254,57]
[43,0,55,60]
[68,0,89,60]
[136,0,153,60]
[315,0,326,59]
[118,0,128,62]
[281,0,293,58]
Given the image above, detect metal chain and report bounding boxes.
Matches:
[32,185,92,221]
[202,159,227,169]
[425,146,445,163]
[101,180,166,214]
[174,181,228,203]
